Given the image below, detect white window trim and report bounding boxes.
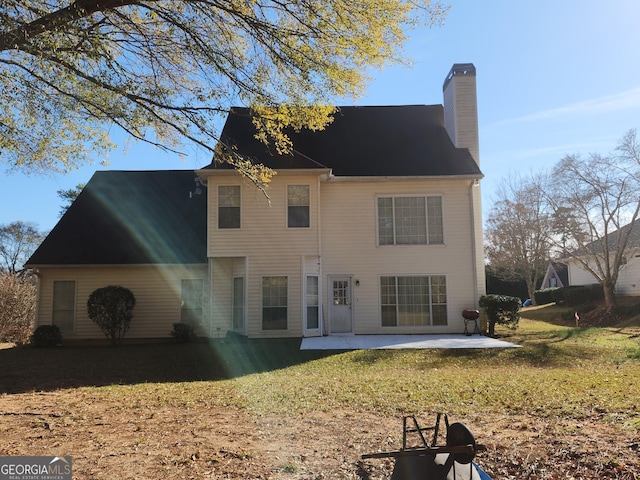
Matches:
[376,194,445,246]
[286,184,311,229]
[261,275,289,331]
[217,184,242,230]
[379,274,448,328]
[303,275,321,334]
[52,279,77,334]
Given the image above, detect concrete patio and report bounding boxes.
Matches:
[300,334,520,350]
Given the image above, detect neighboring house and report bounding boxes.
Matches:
[26,63,485,340]
[540,262,568,289]
[566,222,640,296]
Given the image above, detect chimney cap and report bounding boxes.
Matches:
[443,63,476,91]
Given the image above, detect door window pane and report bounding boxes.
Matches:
[333,280,349,305]
[306,276,319,329]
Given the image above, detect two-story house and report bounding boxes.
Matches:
[26,63,484,340]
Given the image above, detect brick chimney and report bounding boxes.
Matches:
[443,63,479,165]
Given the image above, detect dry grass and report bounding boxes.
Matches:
[1,306,639,479]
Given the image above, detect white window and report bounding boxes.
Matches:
[52,280,75,333]
[380,275,447,326]
[287,185,310,228]
[377,196,443,245]
[262,276,288,330]
[232,277,245,332]
[218,185,241,229]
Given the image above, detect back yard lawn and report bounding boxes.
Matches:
[1,304,639,479]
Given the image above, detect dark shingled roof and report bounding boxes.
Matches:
[26,170,207,266]
[573,222,640,256]
[204,105,482,177]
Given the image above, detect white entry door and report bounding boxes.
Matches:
[329,276,353,333]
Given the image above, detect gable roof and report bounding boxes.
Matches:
[26,170,207,266]
[203,105,483,177]
[546,262,569,286]
[571,221,640,257]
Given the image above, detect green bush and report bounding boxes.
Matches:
[563,285,603,306]
[171,323,196,342]
[87,285,136,345]
[479,294,521,336]
[551,287,565,304]
[534,288,559,306]
[31,324,62,347]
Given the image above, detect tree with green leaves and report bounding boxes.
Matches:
[0,1,447,186]
[57,183,86,217]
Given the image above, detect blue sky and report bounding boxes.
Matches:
[2,0,640,232]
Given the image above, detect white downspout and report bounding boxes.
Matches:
[469,179,480,306]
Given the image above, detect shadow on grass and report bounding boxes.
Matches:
[0,337,340,395]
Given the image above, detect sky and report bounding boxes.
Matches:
[2,0,640,233]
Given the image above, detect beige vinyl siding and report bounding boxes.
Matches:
[35,264,207,339]
[208,174,321,338]
[209,174,320,258]
[320,178,478,334]
[205,173,481,337]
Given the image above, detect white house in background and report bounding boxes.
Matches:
[540,262,568,289]
[26,63,485,340]
[566,222,640,296]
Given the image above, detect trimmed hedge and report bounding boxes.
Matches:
[479,294,521,336]
[534,288,559,306]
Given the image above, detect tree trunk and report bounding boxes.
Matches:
[525,277,536,306]
[487,320,496,337]
[603,283,616,307]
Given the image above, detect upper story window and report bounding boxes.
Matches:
[218,185,241,229]
[377,196,443,245]
[287,185,310,228]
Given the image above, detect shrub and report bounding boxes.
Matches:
[171,323,196,342]
[563,285,603,306]
[479,294,521,336]
[87,285,136,345]
[0,273,36,345]
[534,288,559,306]
[551,287,565,304]
[31,324,62,347]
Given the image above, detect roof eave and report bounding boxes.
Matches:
[324,173,484,182]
